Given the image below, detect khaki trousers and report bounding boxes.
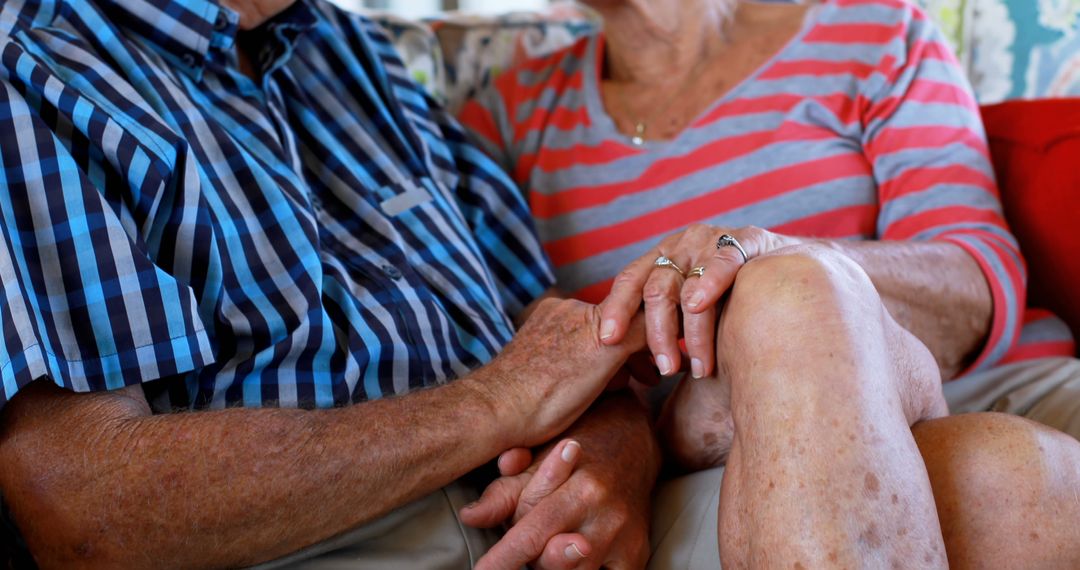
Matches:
[259,357,1080,570]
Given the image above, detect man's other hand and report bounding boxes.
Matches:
[462,439,650,570]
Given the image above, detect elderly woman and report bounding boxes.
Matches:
[459,0,1080,567]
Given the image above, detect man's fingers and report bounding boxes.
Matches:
[598,255,655,345]
[534,533,595,570]
[516,439,581,520]
[498,447,533,477]
[475,503,575,570]
[459,475,527,529]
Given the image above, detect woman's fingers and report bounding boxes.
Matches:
[642,264,687,376]
[677,246,740,378]
[682,235,748,316]
[682,302,717,379]
[515,439,581,521]
[598,254,657,345]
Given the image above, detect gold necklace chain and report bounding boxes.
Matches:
[618,42,726,146]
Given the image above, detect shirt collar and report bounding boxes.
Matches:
[101,0,315,80]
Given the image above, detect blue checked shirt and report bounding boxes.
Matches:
[0,0,555,411]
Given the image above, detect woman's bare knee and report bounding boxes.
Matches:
[914,413,1080,569]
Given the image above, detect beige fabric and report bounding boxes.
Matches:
[258,357,1080,570]
[252,483,501,570]
[943,356,1080,439]
[648,468,724,570]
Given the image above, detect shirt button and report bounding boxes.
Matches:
[181,53,197,68]
[214,11,229,31]
[381,265,403,281]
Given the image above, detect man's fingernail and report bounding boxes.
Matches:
[463,501,479,510]
[656,354,673,376]
[687,291,705,309]
[561,440,580,463]
[691,358,704,379]
[565,543,586,561]
[600,319,616,340]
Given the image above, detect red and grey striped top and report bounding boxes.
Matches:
[459,0,1074,373]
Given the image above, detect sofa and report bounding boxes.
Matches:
[364,0,1080,353]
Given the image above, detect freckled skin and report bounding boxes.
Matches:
[0,299,652,569]
[865,473,880,496]
[655,244,1080,569]
[914,413,1080,569]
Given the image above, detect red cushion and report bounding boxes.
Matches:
[980,99,1080,345]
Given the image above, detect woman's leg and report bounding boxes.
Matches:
[714,247,949,568]
[914,412,1080,569]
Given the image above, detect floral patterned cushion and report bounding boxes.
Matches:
[967,0,1080,102]
[365,0,1080,107]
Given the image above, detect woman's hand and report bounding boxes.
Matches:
[597,225,796,379]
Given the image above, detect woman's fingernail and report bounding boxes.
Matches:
[656,354,673,376]
[462,501,479,511]
[691,358,704,379]
[600,319,616,340]
[561,440,580,463]
[565,543,586,561]
[687,291,705,308]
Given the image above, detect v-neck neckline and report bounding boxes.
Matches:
[582,1,832,152]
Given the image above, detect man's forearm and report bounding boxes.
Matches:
[823,240,993,379]
[0,377,506,570]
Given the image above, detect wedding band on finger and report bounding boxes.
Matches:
[687,266,706,278]
[654,255,685,276]
[716,234,748,264]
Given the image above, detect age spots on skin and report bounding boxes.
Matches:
[864,472,880,496]
[793,563,806,570]
[891,493,899,505]
[860,524,882,549]
[1030,532,1040,541]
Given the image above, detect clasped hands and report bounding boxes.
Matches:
[466,225,792,569]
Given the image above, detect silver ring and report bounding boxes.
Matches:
[688,266,706,278]
[654,255,685,276]
[716,234,748,263]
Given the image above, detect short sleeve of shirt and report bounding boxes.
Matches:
[0,72,214,410]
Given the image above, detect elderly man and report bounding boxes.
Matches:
[0,0,662,567]
[2,0,1080,569]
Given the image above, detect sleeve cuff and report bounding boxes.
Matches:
[939,234,1023,377]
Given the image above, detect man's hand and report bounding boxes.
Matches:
[460,395,659,570]
[473,298,646,449]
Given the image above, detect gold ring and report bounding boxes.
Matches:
[688,266,706,278]
[654,255,685,276]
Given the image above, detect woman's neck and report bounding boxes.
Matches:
[596,0,737,85]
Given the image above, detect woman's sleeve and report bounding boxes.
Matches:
[457,80,518,177]
[862,4,1023,374]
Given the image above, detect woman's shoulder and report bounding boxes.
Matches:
[818,0,935,32]
[485,32,599,103]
